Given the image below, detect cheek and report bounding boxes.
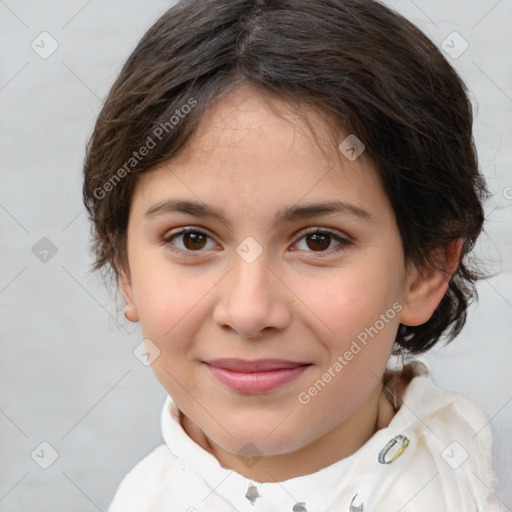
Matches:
[294,266,398,340]
[130,254,198,340]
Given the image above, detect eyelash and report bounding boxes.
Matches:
[161,226,352,258]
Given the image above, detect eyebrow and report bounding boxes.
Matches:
[144,198,373,227]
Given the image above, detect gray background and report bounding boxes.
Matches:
[1,0,511,510]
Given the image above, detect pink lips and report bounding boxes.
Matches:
[204,358,311,394]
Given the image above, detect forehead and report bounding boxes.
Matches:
[131,85,392,226]
[183,85,344,170]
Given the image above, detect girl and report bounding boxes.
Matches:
[82,0,504,510]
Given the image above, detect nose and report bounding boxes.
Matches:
[212,253,292,339]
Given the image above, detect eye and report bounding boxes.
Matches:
[162,227,217,256]
[292,228,352,256]
[162,226,352,258]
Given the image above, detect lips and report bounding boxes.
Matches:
[204,359,311,393]
[205,358,309,372]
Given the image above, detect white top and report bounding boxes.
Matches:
[108,361,504,511]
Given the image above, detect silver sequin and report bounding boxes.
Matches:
[378,434,410,464]
[349,492,364,511]
[245,484,260,505]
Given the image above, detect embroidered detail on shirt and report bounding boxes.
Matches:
[292,502,308,512]
[245,483,260,505]
[378,434,410,464]
[349,492,364,511]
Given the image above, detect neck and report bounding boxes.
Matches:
[181,377,394,483]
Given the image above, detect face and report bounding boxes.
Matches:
[121,85,418,458]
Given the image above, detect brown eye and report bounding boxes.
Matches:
[305,233,331,251]
[182,231,207,250]
[294,228,351,256]
[163,228,216,255]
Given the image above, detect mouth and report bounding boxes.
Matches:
[204,359,312,394]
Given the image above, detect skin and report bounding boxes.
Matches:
[120,84,460,483]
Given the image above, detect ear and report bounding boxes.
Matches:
[119,268,139,323]
[399,239,463,326]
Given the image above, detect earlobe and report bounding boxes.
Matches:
[119,269,139,323]
[123,303,139,322]
[399,239,463,327]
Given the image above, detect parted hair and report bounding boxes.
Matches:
[82,0,488,355]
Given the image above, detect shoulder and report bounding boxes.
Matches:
[367,361,503,511]
[107,444,199,512]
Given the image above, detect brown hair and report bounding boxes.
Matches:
[83,0,488,355]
